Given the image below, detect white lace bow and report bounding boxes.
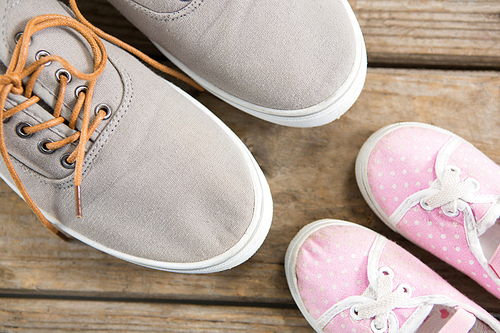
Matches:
[420,165,480,217]
[350,267,413,332]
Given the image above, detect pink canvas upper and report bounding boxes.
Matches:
[367,126,450,217]
[363,123,500,299]
[295,224,373,320]
[293,222,497,332]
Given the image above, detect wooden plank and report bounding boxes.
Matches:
[0,298,311,332]
[352,0,500,68]
[72,0,500,69]
[2,68,500,314]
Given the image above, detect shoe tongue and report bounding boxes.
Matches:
[130,0,193,12]
[415,305,476,333]
[488,240,500,279]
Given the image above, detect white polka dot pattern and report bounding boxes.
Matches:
[367,126,451,216]
[448,142,500,221]
[292,222,494,333]
[295,225,372,322]
[378,240,482,327]
[361,123,500,300]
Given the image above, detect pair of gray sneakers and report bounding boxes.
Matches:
[0,0,366,273]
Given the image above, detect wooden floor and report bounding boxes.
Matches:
[2,0,500,331]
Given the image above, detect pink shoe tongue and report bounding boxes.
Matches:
[417,307,476,333]
[437,308,476,333]
[488,243,500,279]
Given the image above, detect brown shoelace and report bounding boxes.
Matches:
[0,0,203,240]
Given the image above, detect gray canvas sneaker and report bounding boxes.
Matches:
[0,0,273,273]
[106,0,367,127]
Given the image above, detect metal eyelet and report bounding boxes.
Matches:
[74,85,88,98]
[350,305,363,321]
[55,68,72,83]
[38,139,55,154]
[371,320,387,333]
[420,198,433,211]
[60,154,75,169]
[35,50,52,66]
[14,31,31,45]
[378,266,394,278]
[15,122,33,138]
[397,284,413,297]
[443,208,460,218]
[94,103,112,120]
[14,32,23,43]
[466,178,480,192]
[445,165,460,173]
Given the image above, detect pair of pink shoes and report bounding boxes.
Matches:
[285,123,500,332]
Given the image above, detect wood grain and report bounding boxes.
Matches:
[3,1,500,331]
[0,298,311,332]
[352,0,500,68]
[2,68,500,313]
[73,0,500,69]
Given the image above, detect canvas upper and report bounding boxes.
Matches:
[285,219,500,333]
[106,0,367,127]
[0,0,273,273]
[356,122,500,298]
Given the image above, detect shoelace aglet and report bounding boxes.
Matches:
[75,185,82,218]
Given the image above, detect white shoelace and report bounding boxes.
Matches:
[350,267,413,332]
[420,165,479,217]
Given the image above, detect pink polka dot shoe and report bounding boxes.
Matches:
[285,219,500,333]
[356,122,500,300]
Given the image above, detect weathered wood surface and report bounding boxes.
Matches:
[2,0,500,331]
[354,0,500,69]
[76,0,500,69]
[0,298,310,332]
[2,68,500,331]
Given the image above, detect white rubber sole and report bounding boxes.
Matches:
[284,219,374,332]
[1,81,273,274]
[152,0,367,128]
